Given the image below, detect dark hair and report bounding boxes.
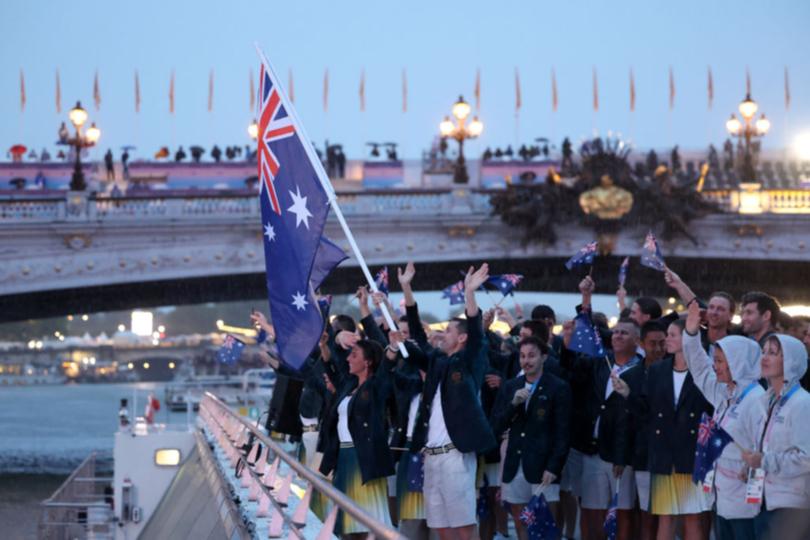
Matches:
[398,315,408,323]
[449,317,469,334]
[531,304,556,323]
[332,314,357,333]
[741,291,781,322]
[634,297,662,320]
[619,307,632,319]
[668,318,686,333]
[592,311,609,329]
[763,334,783,355]
[355,339,384,374]
[521,320,549,343]
[519,336,549,355]
[641,320,667,340]
[708,291,736,315]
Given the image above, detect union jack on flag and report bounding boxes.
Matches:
[565,241,598,270]
[696,413,715,446]
[640,230,666,271]
[258,64,296,215]
[442,280,465,305]
[375,266,389,296]
[486,274,524,296]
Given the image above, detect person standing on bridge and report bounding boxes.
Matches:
[399,261,496,540]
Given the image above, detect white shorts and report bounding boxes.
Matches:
[635,470,651,512]
[580,454,635,510]
[501,466,561,505]
[560,448,584,496]
[476,460,501,488]
[423,449,477,528]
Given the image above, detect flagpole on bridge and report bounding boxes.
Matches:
[255,44,407,357]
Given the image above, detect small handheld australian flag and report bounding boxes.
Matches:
[519,493,560,540]
[565,241,598,271]
[442,280,466,305]
[640,230,666,271]
[568,309,606,358]
[217,334,245,365]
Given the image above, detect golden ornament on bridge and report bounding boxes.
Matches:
[578,174,634,220]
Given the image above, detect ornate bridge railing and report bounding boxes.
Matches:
[199,392,405,539]
[0,189,493,224]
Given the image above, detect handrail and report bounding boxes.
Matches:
[200,391,406,539]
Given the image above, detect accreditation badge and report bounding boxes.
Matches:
[745,468,765,504]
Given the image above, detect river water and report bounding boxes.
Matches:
[0,382,192,474]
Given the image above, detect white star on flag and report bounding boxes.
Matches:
[287,186,313,229]
[291,291,308,311]
[264,222,276,242]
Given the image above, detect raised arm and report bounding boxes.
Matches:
[399,262,430,349]
[664,266,698,306]
[462,264,489,374]
[682,300,725,407]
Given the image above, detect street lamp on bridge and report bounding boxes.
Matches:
[64,101,101,191]
[248,119,259,141]
[725,93,770,183]
[439,96,483,184]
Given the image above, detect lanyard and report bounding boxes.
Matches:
[759,383,800,451]
[717,381,758,430]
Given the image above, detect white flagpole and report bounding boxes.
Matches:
[255,44,407,357]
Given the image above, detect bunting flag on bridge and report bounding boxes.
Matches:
[134,70,141,113]
[629,68,636,112]
[592,67,599,112]
[359,68,365,112]
[474,68,481,111]
[55,69,61,114]
[288,68,295,104]
[20,69,26,112]
[515,67,521,114]
[93,71,101,111]
[707,66,714,110]
[784,66,791,110]
[551,68,558,112]
[746,66,751,96]
[323,68,329,113]
[669,66,675,111]
[402,68,408,113]
[208,69,214,112]
[169,70,175,114]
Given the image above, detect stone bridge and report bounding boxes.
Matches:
[2,187,810,322]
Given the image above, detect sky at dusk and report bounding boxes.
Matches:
[2,0,809,161]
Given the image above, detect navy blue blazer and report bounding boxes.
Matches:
[404,303,497,455]
[491,371,572,483]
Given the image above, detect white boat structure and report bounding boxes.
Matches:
[39,392,403,539]
[164,368,277,412]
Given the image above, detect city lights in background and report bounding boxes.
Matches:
[792,132,810,161]
[131,310,154,337]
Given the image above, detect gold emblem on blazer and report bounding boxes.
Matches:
[536,408,546,418]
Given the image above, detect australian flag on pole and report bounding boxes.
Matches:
[565,241,598,270]
[256,60,340,369]
[488,274,523,296]
[618,256,629,287]
[568,308,606,357]
[374,266,389,296]
[442,280,466,305]
[217,334,245,365]
[640,230,666,271]
[310,237,348,292]
[519,494,560,540]
[693,412,734,483]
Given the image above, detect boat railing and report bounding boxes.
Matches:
[38,452,114,540]
[199,392,406,539]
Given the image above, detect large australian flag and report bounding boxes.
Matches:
[256,61,338,370]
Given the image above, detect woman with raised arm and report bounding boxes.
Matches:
[679,297,764,540]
